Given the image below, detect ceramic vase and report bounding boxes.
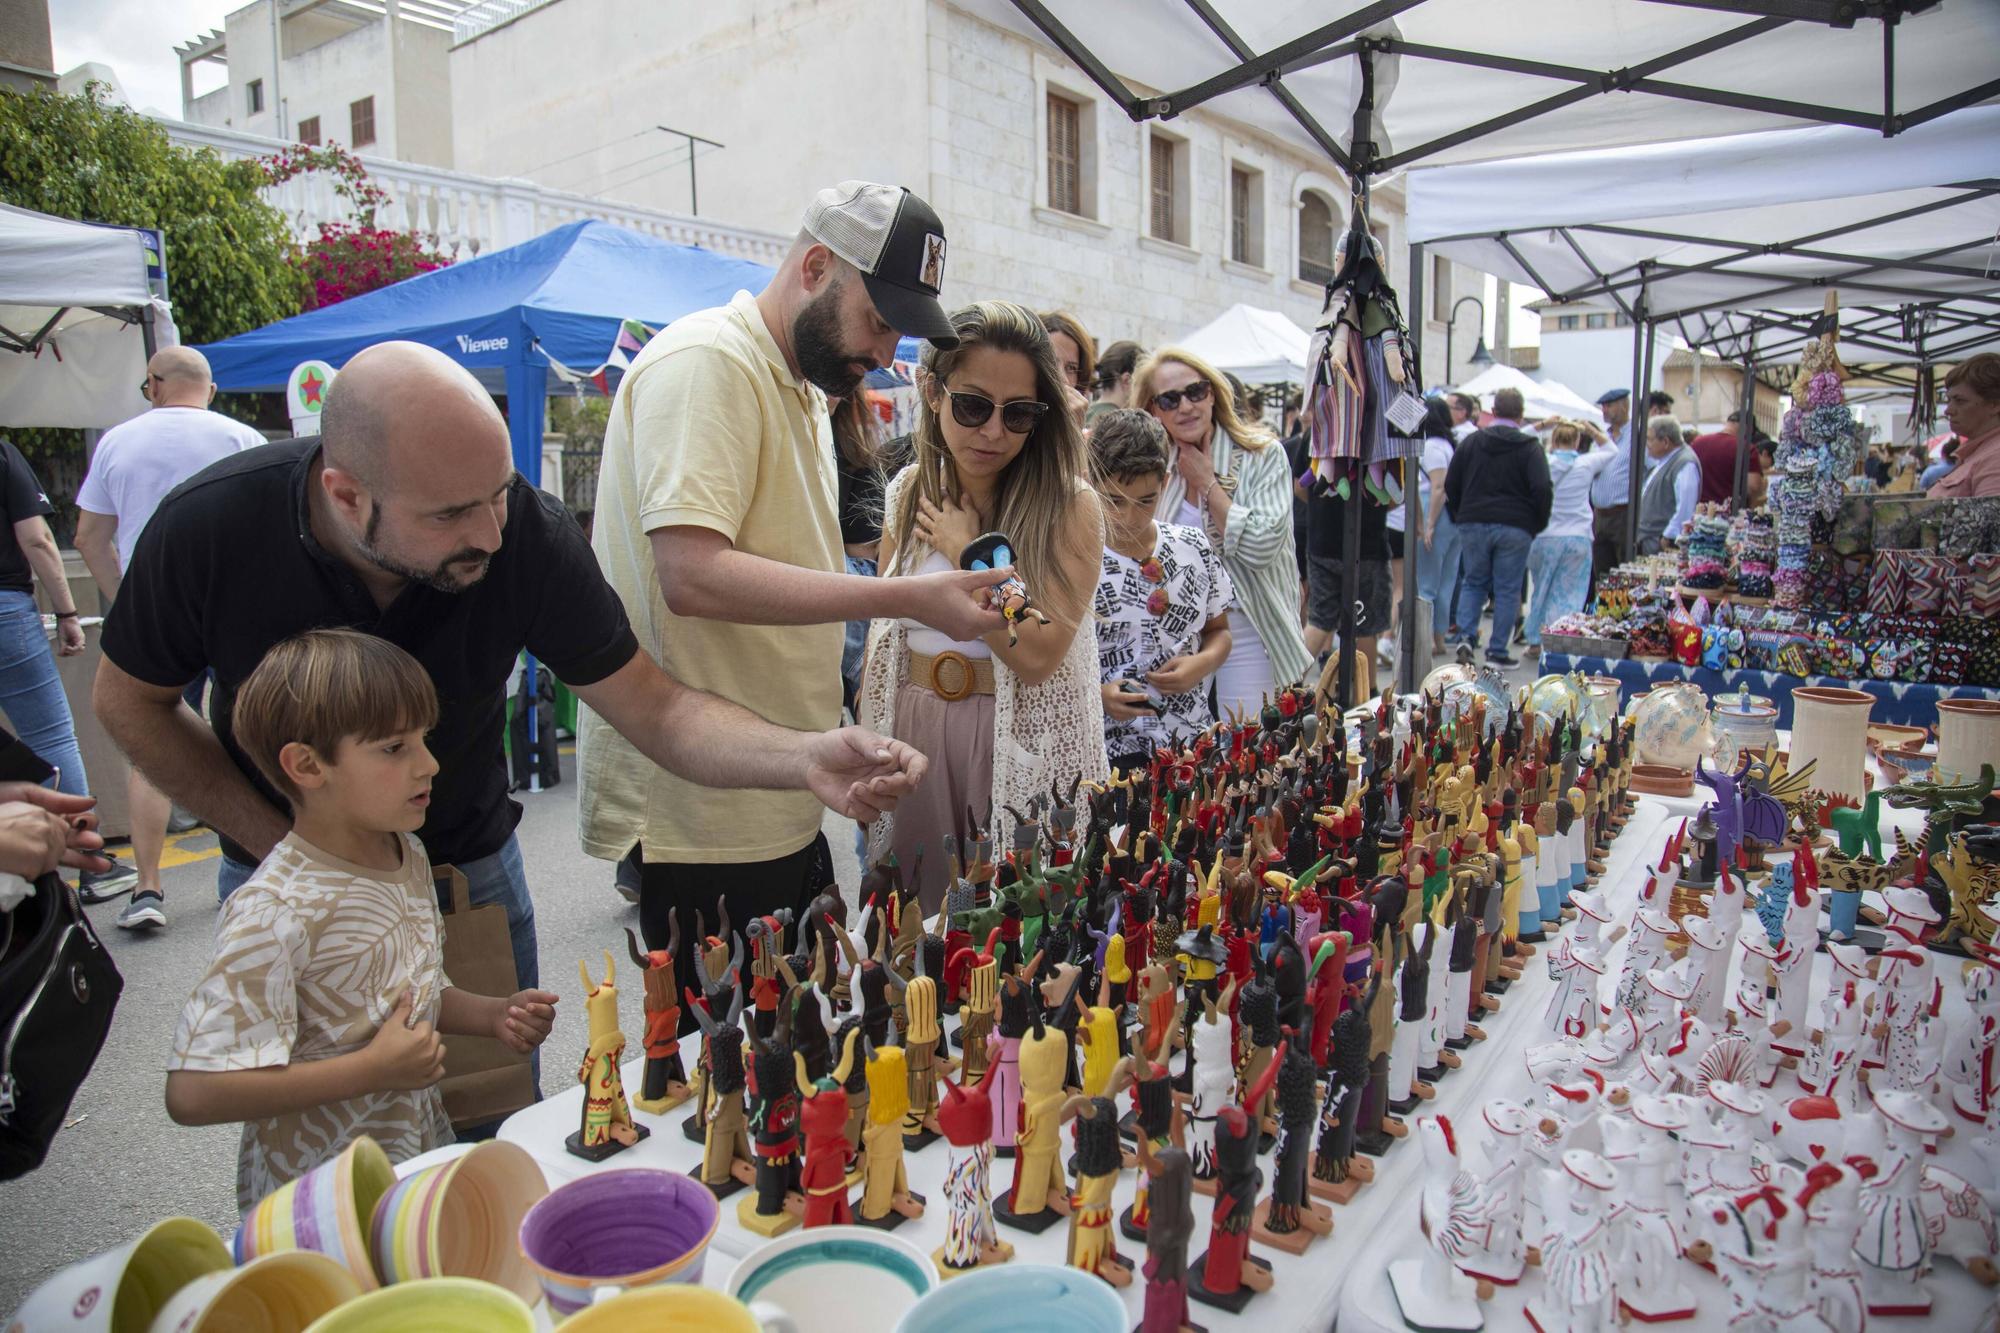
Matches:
[1631,683,1712,772]
[1936,698,2000,785]
[1584,676,1622,739]
[1710,693,1778,770]
[1789,686,1875,802]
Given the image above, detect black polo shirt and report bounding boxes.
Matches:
[102,439,639,868]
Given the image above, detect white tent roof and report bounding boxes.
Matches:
[1178,303,1312,384]
[0,203,174,429]
[955,2,1998,176]
[1453,363,1604,427]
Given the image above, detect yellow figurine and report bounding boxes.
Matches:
[903,967,949,1145]
[861,1045,927,1228]
[995,1014,1072,1233]
[569,951,649,1161]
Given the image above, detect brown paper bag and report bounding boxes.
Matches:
[434,865,537,1129]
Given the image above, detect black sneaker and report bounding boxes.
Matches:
[77,858,138,904]
[1486,649,1521,668]
[117,890,166,930]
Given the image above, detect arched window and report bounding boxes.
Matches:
[1299,190,1335,286]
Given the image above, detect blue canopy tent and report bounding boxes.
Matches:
[195,219,774,478]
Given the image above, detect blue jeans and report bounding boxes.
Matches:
[0,589,87,797]
[1416,510,1461,639]
[1524,535,1594,648]
[1453,523,1534,657]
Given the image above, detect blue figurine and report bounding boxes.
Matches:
[960,532,1049,647]
[1752,860,1793,948]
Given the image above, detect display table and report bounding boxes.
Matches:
[500,778,1993,1332]
[1542,652,2000,729]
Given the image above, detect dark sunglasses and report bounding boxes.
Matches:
[1151,380,1213,413]
[944,388,1049,435]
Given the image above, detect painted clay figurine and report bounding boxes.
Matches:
[569,951,649,1160]
[859,1042,927,1228]
[1388,1116,1489,1332]
[1190,1037,1282,1312]
[1138,1143,1203,1333]
[794,1029,861,1227]
[1066,1094,1135,1287]
[933,1055,1014,1277]
[962,532,1050,646]
[624,924,691,1114]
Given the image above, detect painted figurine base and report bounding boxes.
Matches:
[903,1127,942,1154]
[631,1084,691,1117]
[736,1191,801,1238]
[932,1238,1014,1280]
[992,1194,1066,1235]
[566,1121,649,1163]
[1250,1198,1333,1254]
[680,1113,706,1145]
[1119,1202,1147,1243]
[856,1192,925,1233]
[1308,1172,1369,1205]
[1389,1258,1484,1332]
[688,1162,747,1201]
[1187,1250,1271,1313]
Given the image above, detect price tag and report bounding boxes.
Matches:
[1385,390,1427,435]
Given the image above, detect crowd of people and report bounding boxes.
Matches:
[3,176,1997,1212]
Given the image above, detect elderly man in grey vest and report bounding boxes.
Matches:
[1635,414,1699,554]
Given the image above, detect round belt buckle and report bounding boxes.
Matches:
[929,650,975,702]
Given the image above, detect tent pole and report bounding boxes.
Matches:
[506,358,551,795]
[1631,319,1660,556]
[1730,335,1757,511]
[140,304,157,360]
[1400,242,1426,696]
[1623,265,1651,561]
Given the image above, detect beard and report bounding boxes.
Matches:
[792,282,876,398]
[361,503,492,592]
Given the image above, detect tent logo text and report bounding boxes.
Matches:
[457,333,509,354]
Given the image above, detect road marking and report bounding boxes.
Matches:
[159,828,220,869]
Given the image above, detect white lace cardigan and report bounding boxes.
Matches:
[860,466,1110,856]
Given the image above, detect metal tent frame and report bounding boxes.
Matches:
[983,0,1992,704]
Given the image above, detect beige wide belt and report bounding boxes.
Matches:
[909,648,996,701]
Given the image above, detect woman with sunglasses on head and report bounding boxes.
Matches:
[858,302,1109,913]
[1131,349,1313,718]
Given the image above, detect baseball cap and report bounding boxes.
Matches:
[1595,387,1631,405]
[802,182,958,348]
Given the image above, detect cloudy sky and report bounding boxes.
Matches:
[52,0,240,116]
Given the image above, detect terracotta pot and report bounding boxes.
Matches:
[1789,686,1875,802]
[1935,698,2000,785]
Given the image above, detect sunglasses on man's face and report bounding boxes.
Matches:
[944,388,1049,435]
[1151,380,1213,413]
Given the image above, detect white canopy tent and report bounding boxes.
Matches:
[1453,362,1605,427]
[1178,303,1312,385]
[954,0,2000,707]
[0,203,174,430]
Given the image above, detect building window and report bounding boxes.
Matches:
[1047,93,1082,216]
[1586,312,1609,329]
[349,96,376,148]
[1149,132,1189,245]
[247,79,263,115]
[1298,190,1336,286]
[297,116,320,146]
[1228,163,1264,267]
[1431,254,1452,322]
[1614,311,1633,327]
[1557,314,1581,331]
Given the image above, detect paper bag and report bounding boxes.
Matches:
[434,865,537,1129]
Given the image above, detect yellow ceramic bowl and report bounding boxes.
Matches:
[562,1286,791,1333]
[298,1277,534,1333]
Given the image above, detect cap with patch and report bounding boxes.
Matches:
[802,181,957,348]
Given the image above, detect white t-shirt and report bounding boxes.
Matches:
[1094,522,1234,760]
[77,406,263,570]
[1544,448,1615,540]
[1386,434,1455,533]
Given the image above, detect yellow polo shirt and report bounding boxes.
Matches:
[579,291,843,863]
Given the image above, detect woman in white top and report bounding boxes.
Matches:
[1523,419,1613,653]
[1389,396,1461,659]
[1131,348,1313,719]
[859,302,1108,911]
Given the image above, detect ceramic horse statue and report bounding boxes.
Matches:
[1828,789,1884,862]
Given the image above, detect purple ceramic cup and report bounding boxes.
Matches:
[517,1169,721,1320]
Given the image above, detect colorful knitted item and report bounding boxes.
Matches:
[1681,513,1731,589]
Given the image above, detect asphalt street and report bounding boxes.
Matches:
[0,769,866,1314]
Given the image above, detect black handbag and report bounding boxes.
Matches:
[0,870,123,1179]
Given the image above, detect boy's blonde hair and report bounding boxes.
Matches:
[233,629,439,802]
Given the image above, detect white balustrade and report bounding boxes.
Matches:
[158,116,786,266]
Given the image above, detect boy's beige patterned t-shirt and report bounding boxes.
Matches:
[169,831,454,1211]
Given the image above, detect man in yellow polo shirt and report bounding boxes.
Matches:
[583,181,1004,1021]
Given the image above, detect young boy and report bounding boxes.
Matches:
[166,629,557,1209]
[1089,409,1234,772]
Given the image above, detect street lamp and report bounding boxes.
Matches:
[1445,295,1491,380]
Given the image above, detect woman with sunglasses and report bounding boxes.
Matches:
[858,301,1109,912]
[1130,349,1313,718]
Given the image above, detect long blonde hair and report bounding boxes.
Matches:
[887,300,1092,613]
[1129,347,1277,453]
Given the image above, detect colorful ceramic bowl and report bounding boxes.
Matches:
[235,1137,397,1290]
[563,1286,796,1333]
[298,1277,534,1333]
[893,1264,1126,1333]
[368,1139,546,1300]
[726,1226,936,1333]
[145,1250,359,1333]
[517,1168,720,1320]
[8,1217,229,1333]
